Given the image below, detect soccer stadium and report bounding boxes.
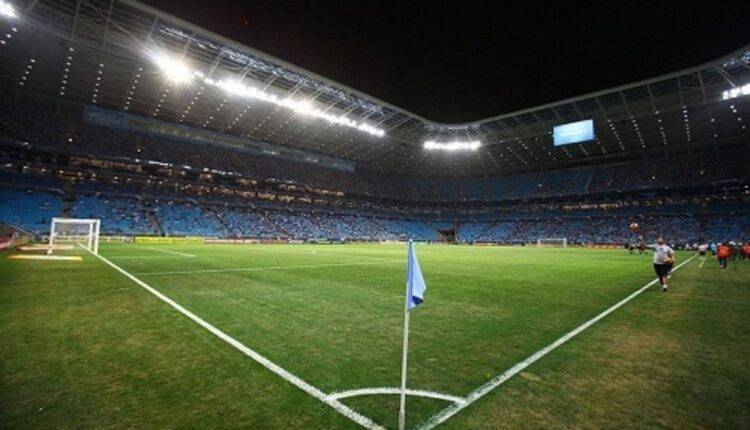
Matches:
[0,0,749,428]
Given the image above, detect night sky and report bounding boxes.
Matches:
[143,0,750,123]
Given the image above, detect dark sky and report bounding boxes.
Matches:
[143,0,750,123]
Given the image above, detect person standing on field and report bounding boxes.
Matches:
[717,242,731,269]
[641,236,675,292]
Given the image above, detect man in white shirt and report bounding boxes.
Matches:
[642,236,676,292]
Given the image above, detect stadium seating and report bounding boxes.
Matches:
[216,207,282,238]
[71,196,156,235]
[0,189,61,234]
[153,202,223,237]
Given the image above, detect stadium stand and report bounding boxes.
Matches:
[1,125,749,245]
[71,195,156,236]
[0,189,60,234]
[153,201,224,237]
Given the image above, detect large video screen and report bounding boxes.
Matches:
[553,119,594,146]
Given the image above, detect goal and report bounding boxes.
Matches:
[536,237,567,247]
[48,218,101,255]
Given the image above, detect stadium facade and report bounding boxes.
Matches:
[0,0,748,246]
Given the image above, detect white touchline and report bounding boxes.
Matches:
[417,253,699,430]
[134,260,402,276]
[699,257,706,269]
[144,246,196,258]
[328,387,467,405]
[77,245,383,430]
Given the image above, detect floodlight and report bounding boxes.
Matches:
[295,101,314,116]
[358,123,385,137]
[148,52,385,137]
[424,140,481,151]
[286,99,314,116]
[722,83,750,100]
[153,54,193,83]
[0,1,16,18]
[217,79,248,95]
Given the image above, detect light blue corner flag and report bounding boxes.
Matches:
[406,240,427,310]
[400,240,428,429]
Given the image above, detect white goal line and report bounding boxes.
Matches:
[77,244,384,429]
[417,253,699,429]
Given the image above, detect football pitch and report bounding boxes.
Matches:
[1,243,748,429]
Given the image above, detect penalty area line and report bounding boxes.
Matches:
[418,253,699,430]
[77,245,383,430]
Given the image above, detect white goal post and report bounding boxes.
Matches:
[536,237,567,247]
[48,218,101,255]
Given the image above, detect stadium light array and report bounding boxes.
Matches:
[424,140,481,151]
[152,54,193,83]
[0,1,17,18]
[722,83,750,100]
[150,53,385,138]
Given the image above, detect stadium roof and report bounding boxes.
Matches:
[0,0,749,177]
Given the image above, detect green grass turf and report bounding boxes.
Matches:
[1,243,748,429]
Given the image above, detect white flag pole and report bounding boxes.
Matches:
[398,240,413,430]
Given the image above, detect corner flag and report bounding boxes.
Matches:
[407,240,427,309]
[399,240,427,430]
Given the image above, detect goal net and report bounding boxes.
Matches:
[536,237,567,247]
[48,218,100,255]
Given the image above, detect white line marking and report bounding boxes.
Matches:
[699,257,706,269]
[78,245,383,430]
[417,253,699,429]
[328,387,466,405]
[144,246,196,258]
[134,260,402,276]
[8,255,82,261]
[111,256,188,260]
